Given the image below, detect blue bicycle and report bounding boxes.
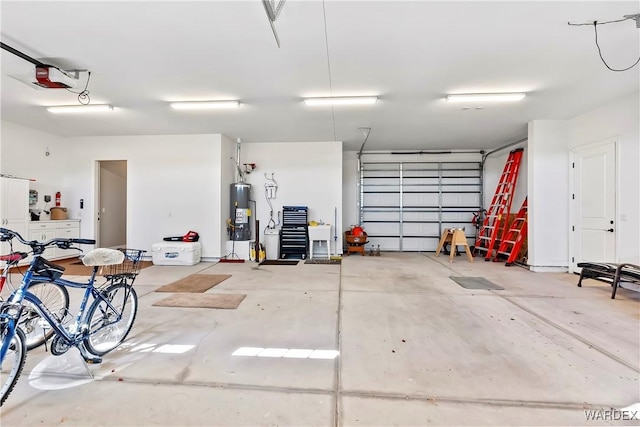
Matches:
[0,228,145,406]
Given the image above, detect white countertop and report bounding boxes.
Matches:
[30,219,80,224]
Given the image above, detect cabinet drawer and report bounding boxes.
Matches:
[30,223,56,231]
[56,221,78,229]
[57,228,80,238]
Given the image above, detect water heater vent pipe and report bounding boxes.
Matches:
[233,138,245,183]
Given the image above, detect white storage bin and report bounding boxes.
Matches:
[152,241,201,266]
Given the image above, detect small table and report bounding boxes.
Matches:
[435,228,473,263]
[308,225,331,259]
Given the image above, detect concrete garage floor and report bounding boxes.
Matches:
[1,252,639,426]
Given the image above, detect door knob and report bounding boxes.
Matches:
[606,228,614,232]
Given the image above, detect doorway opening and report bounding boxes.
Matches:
[95,160,127,248]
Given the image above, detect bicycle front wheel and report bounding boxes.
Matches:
[1,326,27,406]
[22,281,70,350]
[83,283,138,356]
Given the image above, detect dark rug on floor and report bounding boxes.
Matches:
[450,276,504,290]
[156,274,232,293]
[258,260,299,266]
[304,259,341,265]
[152,293,246,309]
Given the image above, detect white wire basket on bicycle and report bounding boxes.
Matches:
[103,248,146,280]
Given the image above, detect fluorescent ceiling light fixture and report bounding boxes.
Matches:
[445,93,526,103]
[47,104,114,114]
[303,96,378,106]
[170,100,241,110]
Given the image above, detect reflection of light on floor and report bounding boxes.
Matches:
[232,347,339,359]
[126,342,194,354]
[153,344,194,354]
[29,352,94,391]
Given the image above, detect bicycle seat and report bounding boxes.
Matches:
[82,248,125,266]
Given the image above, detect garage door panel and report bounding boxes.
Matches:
[361,160,481,252]
[403,222,440,238]
[403,193,439,206]
[363,193,399,207]
[442,193,480,207]
[403,211,439,222]
[367,237,400,251]
[402,237,435,251]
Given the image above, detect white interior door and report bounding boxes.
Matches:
[571,141,616,271]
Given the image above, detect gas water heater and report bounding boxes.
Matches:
[230,183,251,241]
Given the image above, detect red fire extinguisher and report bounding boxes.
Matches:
[55,192,61,207]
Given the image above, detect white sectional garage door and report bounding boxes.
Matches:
[359,160,482,252]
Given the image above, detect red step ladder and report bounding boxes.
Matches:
[473,148,524,260]
[494,197,528,266]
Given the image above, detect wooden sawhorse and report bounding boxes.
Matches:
[435,228,473,263]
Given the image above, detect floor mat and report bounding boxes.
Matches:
[304,259,341,265]
[449,276,504,290]
[155,274,232,293]
[258,260,299,266]
[152,293,246,309]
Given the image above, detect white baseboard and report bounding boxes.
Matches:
[529,265,569,273]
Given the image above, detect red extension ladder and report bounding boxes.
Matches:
[474,148,524,260]
[494,197,528,266]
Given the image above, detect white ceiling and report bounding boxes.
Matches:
[1,1,638,151]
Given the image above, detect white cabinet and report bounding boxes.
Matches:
[29,223,57,260]
[53,221,80,259]
[0,177,30,257]
[28,220,81,261]
[308,225,332,259]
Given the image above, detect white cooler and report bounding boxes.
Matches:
[152,241,202,266]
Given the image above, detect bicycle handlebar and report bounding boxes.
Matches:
[0,227,96,253]
[71,238,96,245]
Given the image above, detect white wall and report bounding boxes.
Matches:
[526,92,639,270]
[568,92,640,264]
[1,125,228,258]
[342,151,359,230]
[527,121,570,271]
[242,141,343,256]
[220,134,236,256]
[1,123,343,259]
[61,134,226,258]
[1,122,67,220]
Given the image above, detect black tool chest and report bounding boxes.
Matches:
[279,206,308,259]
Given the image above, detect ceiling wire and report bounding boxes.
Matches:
[568,17,631,26]
[65,71,92,105]
[568,16,640,71]
[321,0,337,142]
